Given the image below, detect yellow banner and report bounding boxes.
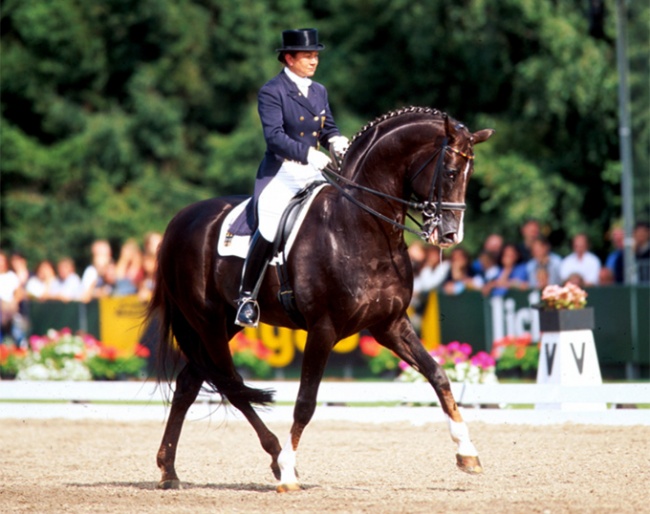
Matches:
[99,295,147,355]
[97,291,441,362]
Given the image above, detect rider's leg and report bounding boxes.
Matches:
[235,231,274,327]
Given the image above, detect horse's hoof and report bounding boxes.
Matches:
[276,482,301,493]
[456,454,483,474]
[157,479,182,490]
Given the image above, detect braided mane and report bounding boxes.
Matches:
[350,106,445,144]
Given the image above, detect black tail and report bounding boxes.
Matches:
[144,257,274,407]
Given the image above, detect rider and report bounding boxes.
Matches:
[234,28,349,327]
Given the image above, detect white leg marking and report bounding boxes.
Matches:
[277,434,299,487]
[447,416,478,456]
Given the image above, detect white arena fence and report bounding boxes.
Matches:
[1,380,648,426]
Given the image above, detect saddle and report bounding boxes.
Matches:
[217,181,327,326]
[272,181,325,326]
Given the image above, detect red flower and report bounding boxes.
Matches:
[134,344,151,358]
[99,346,119,361]
[359,336,382,357]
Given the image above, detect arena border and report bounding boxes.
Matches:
[0,380,648,426]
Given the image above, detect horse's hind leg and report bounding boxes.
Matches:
[227,397,283,480]
[156,363,203,489]
[371,317,482,475]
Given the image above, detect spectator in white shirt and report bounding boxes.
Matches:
[25,260,60,300]
[54,257,82,301]
[560,233,602,286]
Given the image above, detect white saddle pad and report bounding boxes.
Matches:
[217,183,328,266]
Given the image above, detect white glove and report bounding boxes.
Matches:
[307,147,331,171]
[329,135,349,155]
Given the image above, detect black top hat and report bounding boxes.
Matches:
[276,28,324,52]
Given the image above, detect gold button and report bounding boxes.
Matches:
[299,116,304,121]
[300,132,304,136]
[313,116,319,121]
[312,131,318,137]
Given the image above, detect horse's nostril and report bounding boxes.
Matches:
[442,232,457,244]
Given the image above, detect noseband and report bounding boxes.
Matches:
[323,138,474,242]
[409,139,474,241]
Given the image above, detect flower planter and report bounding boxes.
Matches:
[538,307,594,332]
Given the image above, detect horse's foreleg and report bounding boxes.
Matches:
[156,364,203,489]
[372,319,482,474]
[277,332,333,492]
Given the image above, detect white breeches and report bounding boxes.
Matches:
[257,161,323,242]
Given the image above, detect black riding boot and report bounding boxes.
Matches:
[235,231,274,327]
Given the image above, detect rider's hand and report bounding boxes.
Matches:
[329,135,349,155]
[307,147,331,171]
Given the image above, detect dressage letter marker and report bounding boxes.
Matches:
[536,329,605,411]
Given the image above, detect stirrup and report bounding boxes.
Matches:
[235,297,260,328]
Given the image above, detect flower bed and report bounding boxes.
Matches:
[491,333,539,379]
[398,341,498,384]
[0,328,149,381]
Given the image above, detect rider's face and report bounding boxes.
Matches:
[286,51,319,78]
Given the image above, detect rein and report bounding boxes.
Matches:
[322,140,472,241]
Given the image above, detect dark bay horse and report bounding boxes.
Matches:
[147,106,494,492]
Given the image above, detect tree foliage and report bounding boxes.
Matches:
[1,0,648,266]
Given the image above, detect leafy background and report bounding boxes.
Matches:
[1,0,648,268]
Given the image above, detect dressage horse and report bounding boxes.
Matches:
[147,106,494,491]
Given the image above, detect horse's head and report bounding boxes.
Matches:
[410,115,494,248]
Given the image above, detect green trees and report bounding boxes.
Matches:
[1,0,648,266]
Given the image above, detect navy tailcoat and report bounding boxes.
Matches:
[231,70,341,235]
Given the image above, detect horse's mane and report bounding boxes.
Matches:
[349,106,446,145]
[336,106,446,176]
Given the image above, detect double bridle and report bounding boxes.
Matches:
[322,138,475,242]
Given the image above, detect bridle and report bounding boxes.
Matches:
[322,136,475,242]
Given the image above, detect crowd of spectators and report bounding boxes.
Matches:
[2,219,650,344]
[0,232,162,343]
[409,219,650,302]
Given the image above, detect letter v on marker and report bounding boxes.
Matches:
[570,342,586,374]
[545,342,557,376]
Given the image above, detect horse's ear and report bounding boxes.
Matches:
[444,114,456,139]
[472,128,495,145]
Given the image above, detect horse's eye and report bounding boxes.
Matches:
[446,169,458,179]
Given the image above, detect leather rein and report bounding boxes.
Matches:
[322,139,474,242]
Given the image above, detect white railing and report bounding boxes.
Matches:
[1,380,648,427]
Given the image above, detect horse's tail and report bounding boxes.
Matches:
[145,249,274,407]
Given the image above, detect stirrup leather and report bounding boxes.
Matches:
[235,296,261,328]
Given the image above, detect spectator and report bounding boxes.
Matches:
[138,250,158,303]
[564,272,586,288]
[0,250,24,342]
[634,221,650,283]
[80,239,115,302]
[138,231,163,303]
[598,267,616,286]
[9,251,31,290]
[605,226,625,283]
[408,241,427,279]
[25,260,60,300]
[413,245,450,295]
[560,233,602,286]
[442,247,484,295]
[54,257,82,301]
[516,219,541,263]
[482,243,529,297]
[113,238,144,296]
[143,231,163,257]
[471,233,504,276]
[526,236,562,288]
